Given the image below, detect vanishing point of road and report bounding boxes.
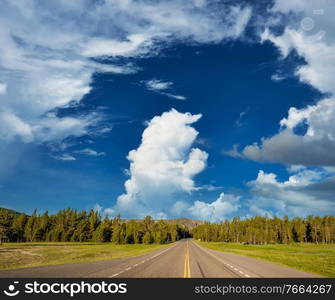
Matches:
[0,239,319,278]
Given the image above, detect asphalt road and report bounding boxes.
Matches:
[0,239,319,278]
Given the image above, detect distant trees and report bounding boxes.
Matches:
[0,226,5,245]
[192,216,335,244]
[0,208,13,244]
[0,208,190,244]
[92,217,112,242]
[0,207,334,245]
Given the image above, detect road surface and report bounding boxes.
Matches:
[0,239,319,278]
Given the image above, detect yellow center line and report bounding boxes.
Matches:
[183,240,191,278]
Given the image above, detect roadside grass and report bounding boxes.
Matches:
[198,242,335,277]
[0,242,168,270]
[197,241,335,277]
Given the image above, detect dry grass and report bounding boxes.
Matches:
[199,242,335,277]
[0,242,168,270]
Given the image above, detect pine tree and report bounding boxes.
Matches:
[24,210,38,242]
[12,214,27,242]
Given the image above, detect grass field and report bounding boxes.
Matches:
[0,242,168,270]
[198,242,335,277]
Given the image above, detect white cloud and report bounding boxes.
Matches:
[0,111,100,144]
[143,79,187,100]
[247,168,335,217]
[144,79,173,91]
[262,28,335,95]
[271,0,309,13]
[95,127,113,136]
[248,205,274,218]
[287,165,305,173]
[235,109,249,127]
[113,109,208,218]
[240,97,335,166]
[170,191,241,222]
[222,144,243,159]
[108,157,335,220]
[103,208,115,217]
[53,154,76,161]
[187,192,241,222]
[81,34,149,57]
[164,94,187,101]
[93,204,102,214]
[0,82,7,94]
[271,73,284,82]
[34,115,96,143]
[0,0,251,145]
[74,148,106,157]
[0,110,34,143]
[271,0,335,46]
[0,5,131,144]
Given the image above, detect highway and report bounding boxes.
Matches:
[0,239,319,278]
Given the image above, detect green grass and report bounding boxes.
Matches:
[198,242,335,277]
[0,242,168,270]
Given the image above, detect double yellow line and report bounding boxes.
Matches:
[183,240,191,278]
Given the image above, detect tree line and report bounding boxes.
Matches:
[1,208,334,245]
[192,216,335,244]
[0,208,190,244]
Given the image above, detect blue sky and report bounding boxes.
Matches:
[0,0,335,220]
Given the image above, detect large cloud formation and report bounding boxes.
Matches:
[242,97,335,166]
[112,108,244,221]
[173,192,241,222]
[247,167,335,217]
[0,0,251,146]
[113,109,208,218]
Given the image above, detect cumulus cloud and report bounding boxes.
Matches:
[113,109,208,218]
[94,164,335,220]
[0,0,251,146]
[180,192,241,222]
[74,148,106,157]
[247,168,335,217]
[240,97,335,166]
[143,79,186,100]
[110,109,240,221]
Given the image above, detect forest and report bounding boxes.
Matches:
[0,207,334,244]
[192,216,335,244]
[0,208,190,244]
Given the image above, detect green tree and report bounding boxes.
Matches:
[24,210,38,242]
[142,232,153,244]
[88,210,100,241]
[12,214,27,242]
